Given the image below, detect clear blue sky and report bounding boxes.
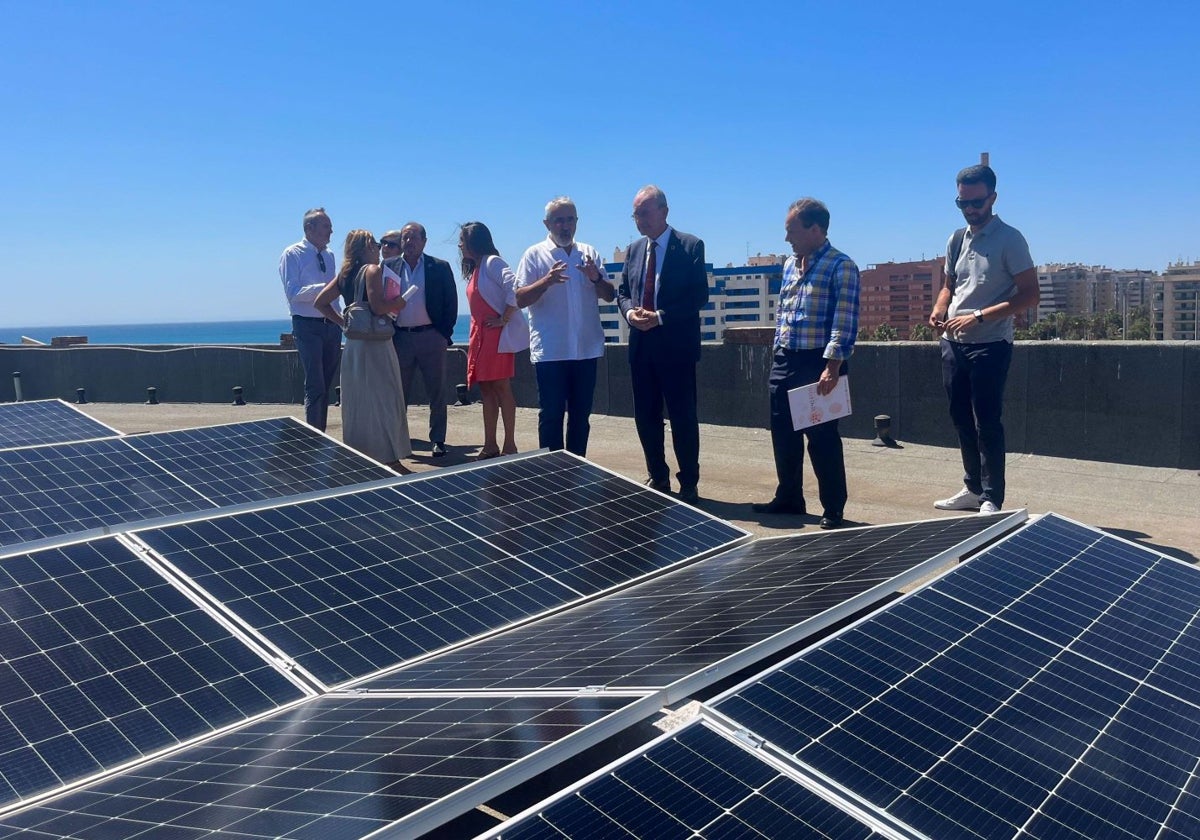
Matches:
[3,0,1196,327]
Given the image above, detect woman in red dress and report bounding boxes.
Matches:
[461,222,522,459]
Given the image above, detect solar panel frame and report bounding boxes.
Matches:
[0,400,122,451]
[0,534,313,813]
[354,511,1025,699]
[0,691,659,839]
[703,513,1200,840]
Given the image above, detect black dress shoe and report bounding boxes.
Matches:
[819,514,845,530]
[645,478,671,493]
[751,499,806,515]
[431,442,447,457]
[678,485,699,504]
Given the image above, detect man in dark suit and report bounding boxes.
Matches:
[617,185,709,503]
[382,222,457,457]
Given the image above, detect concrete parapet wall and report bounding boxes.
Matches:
[2,339,1196,468]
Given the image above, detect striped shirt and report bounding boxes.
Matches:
[774,240,860,360]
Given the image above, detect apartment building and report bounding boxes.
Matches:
[1156,260,1200,340]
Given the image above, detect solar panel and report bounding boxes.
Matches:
[360,513,1021,694]
[0,537,307,810]
[488,719,885,839]
[133,452,746,687]
[0,439,212,549]
[0,417,395,552]
[121,417,394,507]
[134,488,580,686]
[0,400,120,451]
[398,451,746,596]
[710,514,1200,840]
[0,693,650,839]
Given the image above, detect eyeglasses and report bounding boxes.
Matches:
[380,240,401,249]
[548,215,577,224]
[317,252,326,272]
[955,195,992,210]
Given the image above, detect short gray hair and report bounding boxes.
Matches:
[302,207,328,230]
[635,185,668,209]
[543,196,576,220]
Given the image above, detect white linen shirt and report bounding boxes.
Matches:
[279,239,338,317]
[515,236,607,363]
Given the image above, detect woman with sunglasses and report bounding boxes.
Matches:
[315,230,412,473]
[460,221,528,459]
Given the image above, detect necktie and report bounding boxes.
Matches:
[641,240,658,310]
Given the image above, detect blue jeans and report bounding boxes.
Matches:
[534,358,598,456]
[293,316,342,431]
[941,338,1012,506]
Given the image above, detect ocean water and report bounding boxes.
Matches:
[1,316,473,347]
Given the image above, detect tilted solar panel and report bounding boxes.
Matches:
[121,417,393,506]
[489,720,885,839]
[0,400,120,451]
[0,439,212,548]
[711,514,1200,840]
[0,537,307,811]
[134,452,747,687]
[0,693,649,839]
[361,513,1020,693]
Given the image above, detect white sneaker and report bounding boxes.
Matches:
[934,487,981,511]
[979,501,1000,514]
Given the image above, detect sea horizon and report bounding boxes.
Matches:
[0,316,473,347]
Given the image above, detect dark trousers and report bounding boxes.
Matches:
[293,316,342,431]
[768,347,847,517]
[535,358,598,456]
[631,351,700,488]
[393,328,448,444]
[940,338,1012,506]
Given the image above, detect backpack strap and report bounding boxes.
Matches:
[946,227,966,292]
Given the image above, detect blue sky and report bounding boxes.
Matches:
[2,0,1197,327]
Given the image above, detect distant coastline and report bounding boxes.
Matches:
[0,316,473,347]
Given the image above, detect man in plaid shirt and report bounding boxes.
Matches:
[753,198,860,529]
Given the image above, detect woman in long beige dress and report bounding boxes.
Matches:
[315,230,411,473]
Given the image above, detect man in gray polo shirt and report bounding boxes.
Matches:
[928,164,1039,514]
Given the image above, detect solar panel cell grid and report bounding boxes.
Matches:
[364,514,1013,692]
[0,538,305,810]
[712,515,1200,840]
[0,694,638,839]
[0,401,118,451]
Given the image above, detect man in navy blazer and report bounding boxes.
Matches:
[617,185,709,503]
[382,222,458,457]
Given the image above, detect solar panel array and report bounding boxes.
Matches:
[0,417,395,550]
[362,513,1017,694]
[0,400,120,451]
[489,514,1200,840]
[0,537,307,810]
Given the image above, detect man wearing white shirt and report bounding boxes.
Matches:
[383,223,457,457]
[279,207,339,431]
[515,197,615,456]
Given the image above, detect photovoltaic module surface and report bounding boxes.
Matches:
[0,694,643,840]
[710,514,1200,840]
[0,537,306,810]
[134,452,747,686]
[0,417,394,550]
[0,400,120,451]
[492,720,884,839]
[362,512,1018,693]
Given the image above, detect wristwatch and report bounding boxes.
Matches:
[972,309,984,322]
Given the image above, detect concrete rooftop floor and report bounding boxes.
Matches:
[82,401,1198,563]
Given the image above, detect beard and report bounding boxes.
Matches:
[550,232,574,248]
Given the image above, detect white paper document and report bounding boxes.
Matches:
[787,375,852,431]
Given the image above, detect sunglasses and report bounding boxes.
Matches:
[380,239,401,248]
[955,195,992,210]
[317,252,326,272]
